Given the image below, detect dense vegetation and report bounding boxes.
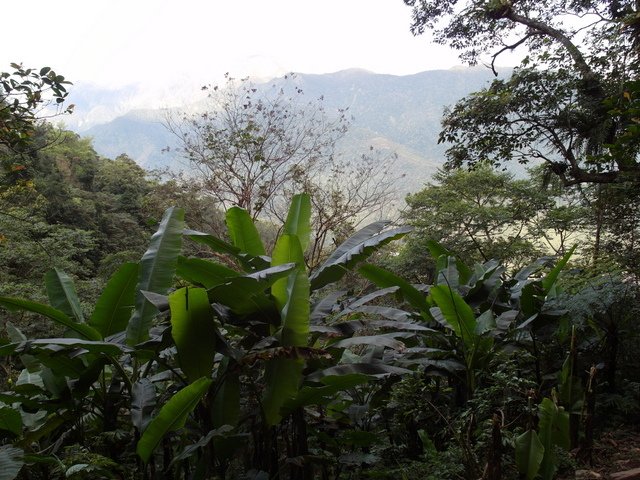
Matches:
[1,0,639,476]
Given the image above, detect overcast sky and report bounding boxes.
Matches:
[5,0,468,88]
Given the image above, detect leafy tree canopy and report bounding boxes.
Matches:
[404,0,640,185]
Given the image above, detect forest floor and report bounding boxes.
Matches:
[568,426,640,479]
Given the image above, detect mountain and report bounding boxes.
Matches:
[74,67,505,190]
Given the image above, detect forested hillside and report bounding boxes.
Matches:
[0,0,639,478]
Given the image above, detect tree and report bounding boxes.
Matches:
[165,74,398,267]
[0,63,73,152]
[403,0,640,186]
[401,165,546,274]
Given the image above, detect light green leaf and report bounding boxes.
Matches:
[89,262,138,338]
[429,285,477,348]
[225,207,265,256]
[282,193,311,252]
[515,429,544,480]
[136,377,212,463]
[542,245,576,295]
[279,270,310,347]
[170,287,216,383]
[177,257,238,289]
[126,207,184,346]
[44,268,85,324]
[0,297,101,341]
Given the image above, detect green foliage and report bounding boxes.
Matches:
[404,0,639,186]
[0,63,72,152]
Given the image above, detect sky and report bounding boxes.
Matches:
[5,0,463,91]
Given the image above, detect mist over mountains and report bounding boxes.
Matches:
[68,67,504,192]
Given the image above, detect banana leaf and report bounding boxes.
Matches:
[89,262,138,338]
[126,207,184,346]
[137,377,212,463]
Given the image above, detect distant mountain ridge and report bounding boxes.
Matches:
[73,67,506,191]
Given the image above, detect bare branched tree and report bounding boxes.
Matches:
[165,74,399,266]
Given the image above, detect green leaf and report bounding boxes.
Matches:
[0,297,101,341]
[212,360,240,428]
[0,408,22,436]
[542,245,576,294]
[429,285,477,348]
[177,257,238,289]
[226,207,265,256]
[170,287,216,383]
[184,230,269,271]
[282,193,311,252]
[515,429,544,480]
[89,262,138,338]
[126,207,184,346]
[538,397,570,480]
[136,377,212,464]
[426,240,471,283]
[358,264,427,312]
[184,229,241,256]
[271,235,310,346]
[310,222,412,290]
[44,268,85,323]
[272,235,305,307]
[0,445,23,480]
[262,358,304,426]
[279,270,310,347]
[207,264,295,315]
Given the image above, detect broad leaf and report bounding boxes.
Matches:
[282,193,311,252]
[0,408,22,436]
[328,334,406,351]
[272,235,305,308]
[44,268,85,324]
[208,264,295,315]
[307,363,411,381]
[0,297,101,341]
[177,257,238,289]
[212,360,240,428]
[262,358,304,426]
[279,271,310,347]
[170,287,217,383]
[310,222,412,290]
[226,207,265,256]
[184,230,270,271]
[0,445,23,480]
[131,378,156,432]
[426,240,472,283]
[126,207,184,346]
[137,377,212,463]
[429,285,477,348]
[515,429,544,480]
[89,262,138,338]
[359,264,427,313]
[538,397,570,480]
[542,245,576,295]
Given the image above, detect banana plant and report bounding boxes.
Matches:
[358,241,576,402]
[171,194,414,476]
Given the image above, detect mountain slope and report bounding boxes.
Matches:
[77,67,503,187]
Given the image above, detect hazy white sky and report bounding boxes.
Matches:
[5,0,465,89]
